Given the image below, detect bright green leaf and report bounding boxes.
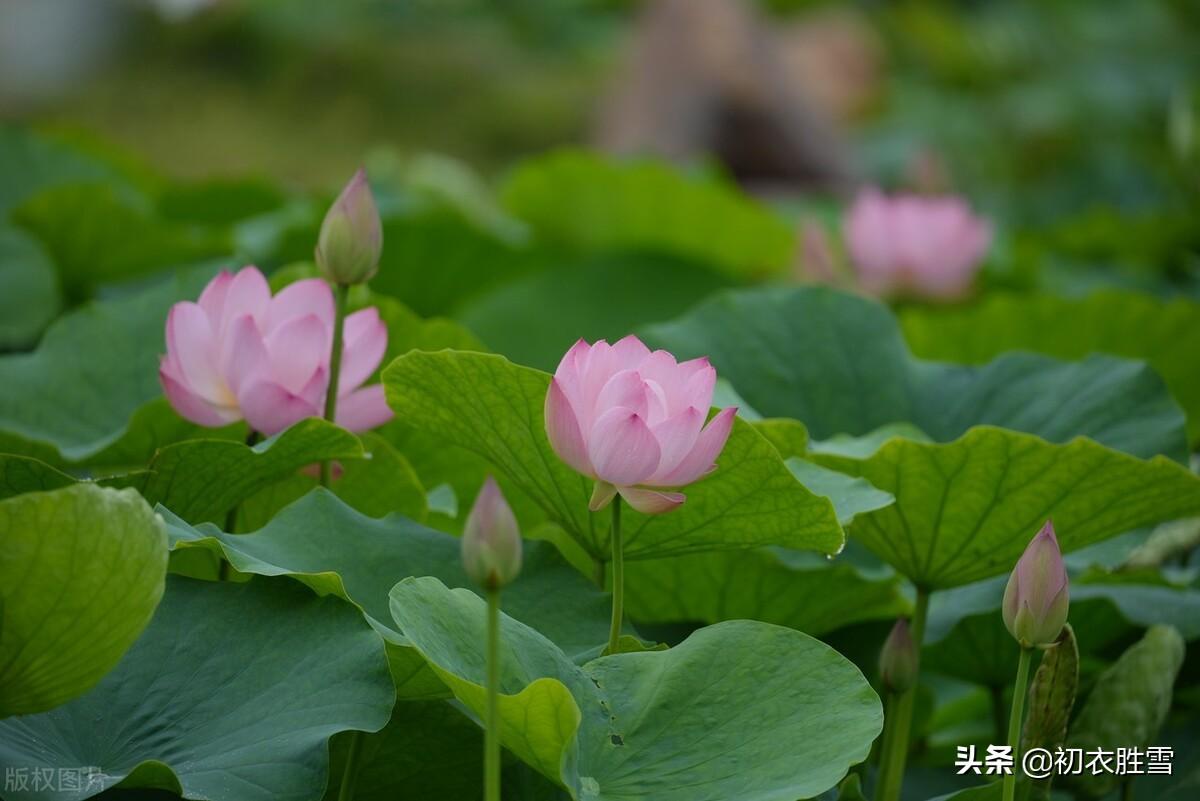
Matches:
[0,484,166,717]
[390,576,883,800]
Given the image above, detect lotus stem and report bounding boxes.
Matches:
[1002,647,1033,801]
[320,283,351,487]
[606,497,624,655]
[874,587,930,801]
[336,731,364,801]
[486,587,502,801]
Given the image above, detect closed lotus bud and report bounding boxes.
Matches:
[879,618,918,693]
[316,168,383,285]
[462,477,522,590]
[1002,521,1069,648]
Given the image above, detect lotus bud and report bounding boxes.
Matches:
[1002,521,1070,648]
[462,477,522,590]
[878,618,918,693]
[316,168,383,285]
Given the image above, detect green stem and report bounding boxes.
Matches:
[320,283,351,488]
[875,587,931,801]
[486,588,502,801]
[1002,647,1033,801]
[606,497,624,655]
[218,430,259,581]
[337,731,364,801]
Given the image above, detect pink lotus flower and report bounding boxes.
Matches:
[1002,521,1070,648]
[160,266,393,436]
[544,335,736,515]
[843,187,992,300]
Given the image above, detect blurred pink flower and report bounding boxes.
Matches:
[843,187,992,300]
[544,335,736,515]
[1002,520,1070,648]
[160,266,392,435]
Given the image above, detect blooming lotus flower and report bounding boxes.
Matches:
[843,187,992,300]
[878,618,918,693]
[1002,521,1070,648]
[160,266,393,435]
[462,476,523,590]
[544,335,736,515]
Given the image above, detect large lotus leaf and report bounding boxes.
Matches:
[0,484,166,717]
[813,427,1200,588]
[624,549,907,636]
[381,350,844,562]
[0,226,59,349]
[0,575,394,801]
[0,126,143,216]
[13,183,229,302]
[390,576,882,801]
[0,265,223,463]
[644,286,1189,462]
[501,149,793,279]
[900,290,1200,444]
[238,431,427,530]
[0,454,75,500]
[159,489,614,665]
[456,251,736,371]
[104,418,364,525]
[623,456,900,635]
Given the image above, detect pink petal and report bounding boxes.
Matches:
[160,367,239,427]
[619,487,685,515]
[237,379,319,436]
[218,314,269,396]
[544,379,594,476]
[647,406,705,483]
[219,266,271,334]
[579,340,619,403]
[265,277,334,334]
[299,365,329,408]
[655,406,736,487]
[336,384,393,431]
[338,307,388,393]
[553,339,590,411]
[588,407,661,487]
[595,370,650,423]
[265,313,329,394]
[166,302,227,404]
[197,270,234,327]
[682,364,717,412]
[611,334,651,370]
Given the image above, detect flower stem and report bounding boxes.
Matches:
[219,429,260,581]
[1002,647,1034,801]
[874,587,930,801]
[606,497,624,655]
[336,731,364,801]
[485,587,502,801]
[320,282,351,488]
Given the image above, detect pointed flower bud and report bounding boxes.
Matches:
[879,618,918,693]
[1003,521,1070,648]
[462,477,523,590]
[316,168,382,285]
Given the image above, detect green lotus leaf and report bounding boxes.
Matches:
[901,290,1200,444]
[390,576,882,801]
[159,489,615,670]
[0,226,59,349]
[456,252,735,371]
[0,126,144,216]
[381,350,844,562]
[0,454,75,500]
[644,286,1189,462]
[0,265,226,464]
[813,427,1200,588]
[0,575,394,801]
[501,149,793,279]
[104,418,364,525]
[0,484,166,717]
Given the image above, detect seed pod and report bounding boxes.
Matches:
[1064,625,1185,799]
